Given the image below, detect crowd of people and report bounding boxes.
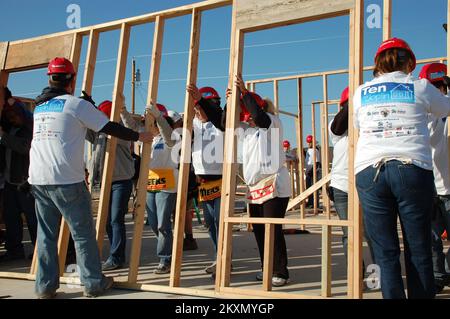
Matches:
[0,34,449,300]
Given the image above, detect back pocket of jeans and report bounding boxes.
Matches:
[398,165,433,193]
[356,166,377,192]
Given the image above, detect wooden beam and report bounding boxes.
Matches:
[321,77,331,219]
[348,1,364,299]
[321,225,332,297]
[220,287,326,299]
[262,224,275,291]
[215,2,243,290]
[56,33,83,276]
[273,80,279,115]
[383,0,392,41]
[287,174,331,211]
[81,30,100,95]
[225,216,352,227]
[235,0,353,32]
[296,79,306,228]
[170,8,202,288]
[311,103,318,215]
[95,23,131,256]
[0,42,8,70]
[128,17,165,284]
[5,34,75,72]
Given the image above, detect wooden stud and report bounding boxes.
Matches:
[226,216,351,227]
[383,0,392,41]
[321,76,331,219]
[95,23,131,256]
[128,16,165,284]
[287,174,331,211]
[296,79,306,229]
[56,33,83,276]
[321,225,332,297]
[262,224,275,291]
[170,8,202,288]
[311,103,318,215]
[348,1,364,299]
[215,0,242,291]
[273,80,279,115]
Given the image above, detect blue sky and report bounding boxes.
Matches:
[0,0,448,147]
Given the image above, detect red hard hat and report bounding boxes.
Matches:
[156,103,169,118]
[375,38,416,71]
[98,100,112,118]
[340,87,349,106]
[419,63,447,83]
[240,92,267,122]
[306,135,313,144]
[283,140,291,148]
[199,87,220,100]
[47,57,76,75]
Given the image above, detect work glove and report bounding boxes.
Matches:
[80,91,96,107]
[147,102,162,119]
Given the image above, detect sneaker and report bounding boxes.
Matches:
[84,276,114,298]
[154,264,171,275]
[102,259,123,271]
[36,291,57,299]
[272,276,290,287]
[183,238,198,251]
[256,271,263,281]
[205,262,216,274]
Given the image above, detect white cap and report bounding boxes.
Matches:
[168,110,182,123]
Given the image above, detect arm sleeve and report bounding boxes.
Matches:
[422,81,450,118]
[100,122,139,142]
[75,100,109,132]
[120,108,143,131]
[197,98,225,131]
[0,132,31,155]
[242,92,272,129]
[155,116,176,147]
[330,106,348,136]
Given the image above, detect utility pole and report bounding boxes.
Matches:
[131,58,136,114]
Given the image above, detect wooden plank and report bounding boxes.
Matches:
[225,216,352,227]
[296,79,306,228]
[321,76,331,219]
[170,8,202,288]
[311,103,318,215]
[5,34,75,72]
[81,30,99,94]
[287,174,331,211]
[0,42,8,70]
[348,1,364,299]
[383,0,392,41]
[56,33,83,276]
[262,224,275,291]
[95,24,131,257]
[215,2,243,290]
[273,80,279,114]
[279,110,298,118]
[128,17,165,283]
[321,225,332,297]
[29,244,38,275]
[235,0,354,32]
[220,287,325,299]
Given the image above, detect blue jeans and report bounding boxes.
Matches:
[32,183,104,295]
[105,179,133,265]
[431,195,450,287]
[356,161,435,299]
[332,187,375,265]
[202,197,221,255]
[146,192,176,266]
[3,182,37,254]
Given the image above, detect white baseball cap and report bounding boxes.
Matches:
[168,110,182,123]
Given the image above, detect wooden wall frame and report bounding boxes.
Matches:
[0,0,447,300]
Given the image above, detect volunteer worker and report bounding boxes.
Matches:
[353,39,450,299]
[235,74,292,287]
[186,85,224,275]
[419,63,450,293]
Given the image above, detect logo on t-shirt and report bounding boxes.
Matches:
[361,83,415,107]
[35,99,67,114]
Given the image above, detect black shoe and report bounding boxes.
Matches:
[102,260,123,271]
[36,291,57,299]
[0,251,25,262]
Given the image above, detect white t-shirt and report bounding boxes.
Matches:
[353,71,450,174]
[29,95,109,185]
[242,114,292,198]
[305,148,321,170]
[192,118,224,175]
[329,121,349,193]
[429,116,450,196]
[149,135,179,193]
